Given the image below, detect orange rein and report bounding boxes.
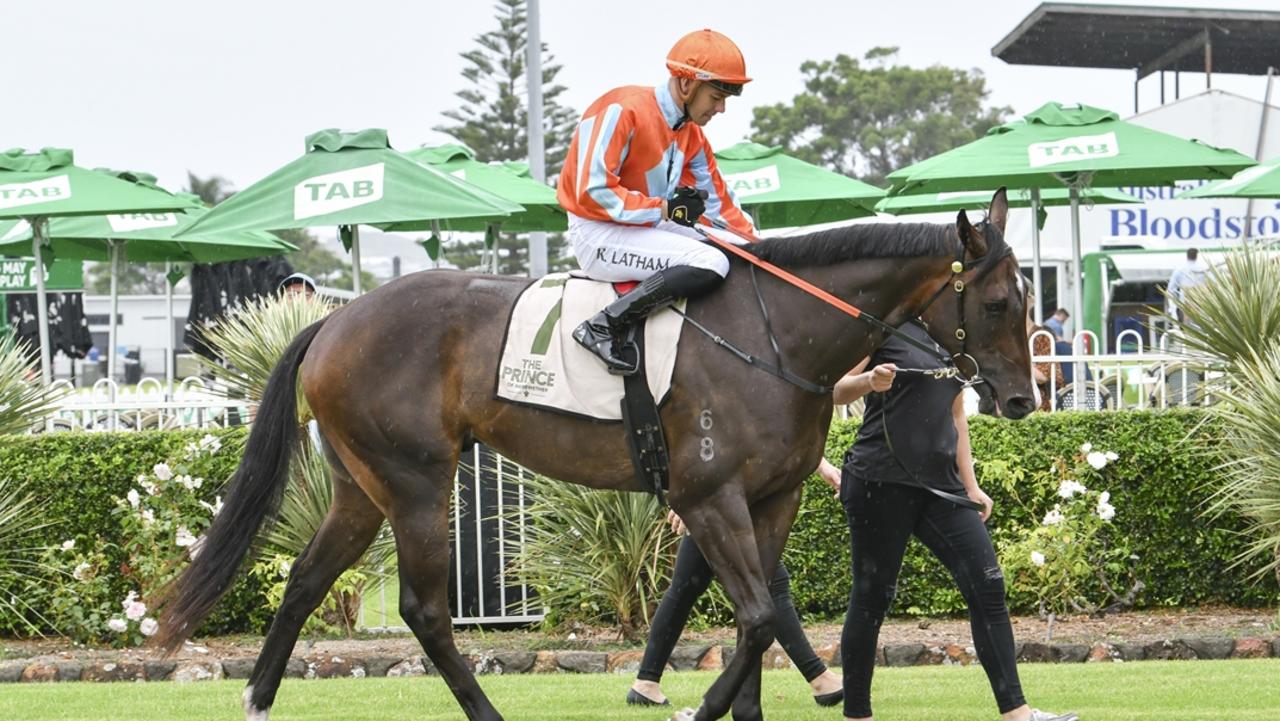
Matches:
[695,220,864,319]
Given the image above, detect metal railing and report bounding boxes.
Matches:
[358,444,543,631]
[1031,329,1224,412]
[45,377,247,432]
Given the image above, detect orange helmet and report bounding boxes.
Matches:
[666,29,751,96]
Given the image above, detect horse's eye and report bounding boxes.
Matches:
[983,300,1008,314]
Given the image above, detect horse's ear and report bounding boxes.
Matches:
[956,209,988,257]
[989,187,1009,235]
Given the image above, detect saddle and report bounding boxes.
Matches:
[494,273,681,501]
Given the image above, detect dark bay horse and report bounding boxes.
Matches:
[158,189,1034,721]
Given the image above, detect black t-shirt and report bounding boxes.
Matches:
[843,320,964,492]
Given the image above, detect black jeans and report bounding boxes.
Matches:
[841,476,1026,717]
[637,535,828,683]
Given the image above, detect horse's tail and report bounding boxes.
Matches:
[154,319,326,654]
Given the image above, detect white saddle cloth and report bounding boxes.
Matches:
[495,272,684,420]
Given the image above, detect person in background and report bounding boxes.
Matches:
[626,506,844,708]
[1167,248,1207,324]
[1027,288,1063,412]
[1042,308,1069,342]
[278,272,317,299]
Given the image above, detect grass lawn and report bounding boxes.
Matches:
[0,660,1276,720]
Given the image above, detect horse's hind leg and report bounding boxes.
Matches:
[389,460,503,721]
[243,446,385,721]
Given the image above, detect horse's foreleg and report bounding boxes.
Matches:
[389,462,504,721]
[730,486,804,721]
[243,466,384,720]
[675,489,776,721]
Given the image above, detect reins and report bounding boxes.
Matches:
[677,217,1007,513]
[690,219,996,390]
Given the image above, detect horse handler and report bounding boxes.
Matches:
[556,28,757,375]
[834,321,1078,721]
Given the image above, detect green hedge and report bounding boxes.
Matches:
[0,427,271,637]
[4,410,1275,638]
[783,409,1279,619]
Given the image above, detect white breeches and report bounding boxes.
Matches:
[567,214,735,282]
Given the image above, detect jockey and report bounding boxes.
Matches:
[557,28,757,374]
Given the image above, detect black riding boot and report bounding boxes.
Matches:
[573,266,722,375]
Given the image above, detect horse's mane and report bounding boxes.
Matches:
[747,221,1009,276]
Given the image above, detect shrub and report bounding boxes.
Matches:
[503,474,679,640]
[780,409,1278,621]
[0,428,272,638]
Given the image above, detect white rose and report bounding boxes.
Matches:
[1057,480,1087,499]
[139,618,159,637]
[1097,503,1116,521]
[1105,451,1118,461]
[152,463,173,481]
[1030,551,1046,567]
[1087,451,1108,470]
[126,489,141,508]
[1042,508,1065,526]
[175,526,197,548]
[1098,491,1111,505]
[72,562,92,582]
[107,618,128,633]
[61,539,75,551]
[125,600,147,622]
[140,509,155,525]
[1080,443,1093,454]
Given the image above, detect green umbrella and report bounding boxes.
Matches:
[183,129,524,293]
[1177,154,1280,199]
[0,148,194,383]
[381,144,565,233]
[884,103,1256,334]
[713,142,884,229]
[0,190,295,388]
[875,186,1139,216]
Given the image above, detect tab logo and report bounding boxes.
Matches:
[1028,132,1118,168]
[0,175,72,210]
[294,163,384,220]
[106,212,179,232]
[723,164,780,199]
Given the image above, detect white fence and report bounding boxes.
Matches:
[1031,329,1223,412]
[45,377,247,432]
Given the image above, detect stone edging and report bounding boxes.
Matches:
[1,637,1276,683]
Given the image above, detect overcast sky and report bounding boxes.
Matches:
[5,0,1277,196]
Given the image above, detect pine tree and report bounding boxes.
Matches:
[434,0,577,276]
[435,0,576,176]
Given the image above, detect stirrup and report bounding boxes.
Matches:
[572,318,638,375]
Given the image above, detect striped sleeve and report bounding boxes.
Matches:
[573,104,665,226]
[688,138,756,239]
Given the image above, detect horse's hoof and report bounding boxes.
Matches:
[668,707,698,721]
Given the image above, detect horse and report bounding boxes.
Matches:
[157,189,1034,721]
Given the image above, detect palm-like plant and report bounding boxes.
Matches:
[197,293,393,632]
[195,293,333,414]
[0,476,54,633]
[503,474,677,640]
[0,333,60,434]
[1173,245,1280,366]
[1204,346,1280,581]
[1174,244,1280,583]
[262,442,395,633]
